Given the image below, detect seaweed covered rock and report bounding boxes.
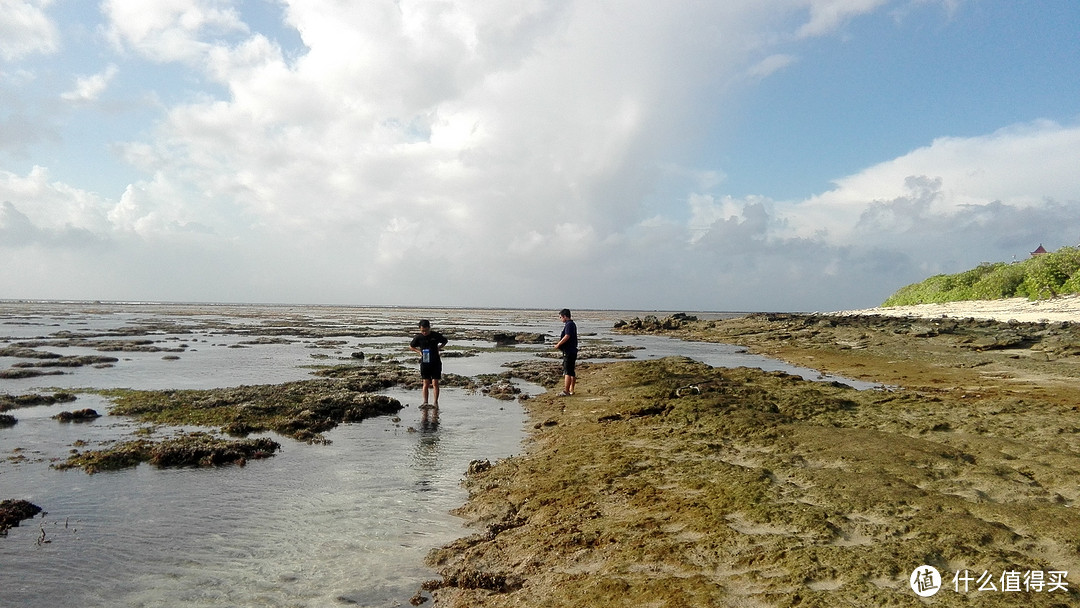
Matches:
[53,408,102,422]
[0,368,65,379]
[104,374,405,443]
[55,433,282,473]
[496,360,564,389]
[0,499,43,535]
[149,434,280,468]
[428,355,1080,607]
[491,332,546,346]
[613,313,698,332]
[480,380,522,401]
[0,392,77,411]
[11,355,119,368]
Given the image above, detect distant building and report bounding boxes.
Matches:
[1031,244,1048,256]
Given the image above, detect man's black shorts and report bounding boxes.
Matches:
[420,362,442,380]
[562,351,577,377]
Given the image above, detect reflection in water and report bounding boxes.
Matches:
[413,406,441,492]
[420,406,440,434]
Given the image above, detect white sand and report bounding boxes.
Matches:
[829,294,1080,324]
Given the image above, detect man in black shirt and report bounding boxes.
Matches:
[410,320,448,408]
[553,308,577,396]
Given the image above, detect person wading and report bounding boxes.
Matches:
[410,320,448,408]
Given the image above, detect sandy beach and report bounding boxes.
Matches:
[427,302,1080,607]
[831,294,1080,324]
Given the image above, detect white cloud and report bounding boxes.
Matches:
[0,0,59,61]
[0,166,113,236]
[102,0,248,63]
[747,53,797,79]
[107,2,791,251]
[672,120,1080,309]
[796,0,890,38]
[781,120,1080,243]
[1,1,1074,310]
[61,64,120,103]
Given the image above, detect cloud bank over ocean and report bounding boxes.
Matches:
[1,1,1078,311]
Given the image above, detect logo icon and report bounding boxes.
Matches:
[910,565,942,597]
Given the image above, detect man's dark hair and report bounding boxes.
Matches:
[418,319,431,328]
[559,309,572,318]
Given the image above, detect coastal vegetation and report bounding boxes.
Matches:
[883,245,1080,305]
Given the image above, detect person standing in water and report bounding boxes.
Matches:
[553,308,577,396]
[410,320,448,408]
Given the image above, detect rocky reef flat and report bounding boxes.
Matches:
[426,311,1080,606]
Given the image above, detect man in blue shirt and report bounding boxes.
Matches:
[553,308,577,396]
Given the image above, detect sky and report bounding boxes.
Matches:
[1,0,1079,312]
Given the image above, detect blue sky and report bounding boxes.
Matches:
[716,3,1080,200]
[2,0,1079,311]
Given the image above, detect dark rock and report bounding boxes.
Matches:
[481,381,521,400]
[613,313,698,332]
[0,368,65,379]
[492,332,546,346]
[467,459,493,475]
[0,392,77,412]
[0,499,42,535]
[53,408,102,422]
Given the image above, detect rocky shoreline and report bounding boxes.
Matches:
[425,311,1080,607]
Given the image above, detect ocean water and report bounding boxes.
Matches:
[0,303,873,607]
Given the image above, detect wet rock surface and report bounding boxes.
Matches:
[0,499,42,535]
[0,392,78,411]
[0,368,66,379]
[49,356,565,473]
[52,408,102,422]
[616,312,1080,397]
[0,392,78,428]
[101,369,407,445]
[611,312,698,332]
[493,360,565,389]
[428,313,1080,607]
[0,311,560,382]
[54,433,281,474]
[490,332,546,346]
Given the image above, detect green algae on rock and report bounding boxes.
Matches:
[427,324,1080,608]
[100,379,402,444]
[54,432,281,473]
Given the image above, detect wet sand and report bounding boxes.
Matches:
[427,302,1080,606]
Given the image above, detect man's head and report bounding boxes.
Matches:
[559,309,572,320]
[418,319,431,334]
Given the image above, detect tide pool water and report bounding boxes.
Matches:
[0,303,870,607]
